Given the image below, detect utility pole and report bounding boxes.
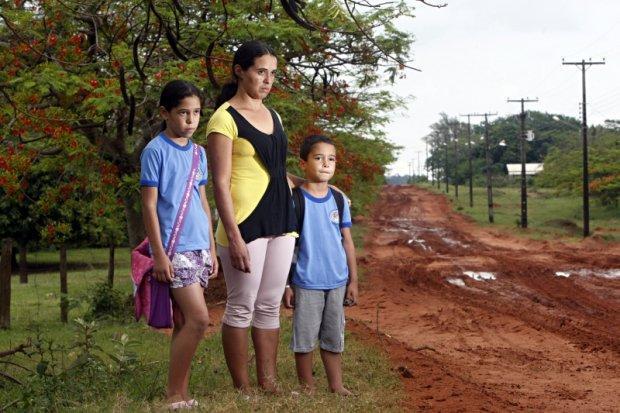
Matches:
[452,124,459,199]
[562,58,605,237]
[460,113,485,208]
[473,112,498,223]
[415,151,422,178]
[425,140,429,182]
[507,97,538,229]
[444,131,449,193]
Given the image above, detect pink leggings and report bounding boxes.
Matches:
[218,235,295,329]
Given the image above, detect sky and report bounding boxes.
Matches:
[385,0,620,176]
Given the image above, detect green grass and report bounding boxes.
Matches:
[1,248,403,411]
[419,182,620,241]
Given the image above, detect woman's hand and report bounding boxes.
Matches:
[152,253,174,283]
[229,236,251,273]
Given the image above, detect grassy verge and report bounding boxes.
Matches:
[418,182,619,241]
[1,247,403,411]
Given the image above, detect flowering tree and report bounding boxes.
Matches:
[0,0,438,248]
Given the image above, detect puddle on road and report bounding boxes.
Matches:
[385,217,469,251]
[555,268,620,279]
[463,271,496,281]
[446,278,466,287]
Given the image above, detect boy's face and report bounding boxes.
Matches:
[300,142,337,183]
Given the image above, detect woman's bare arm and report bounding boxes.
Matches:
[207,132,251,273]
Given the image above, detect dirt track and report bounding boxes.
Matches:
[346,185,620,412]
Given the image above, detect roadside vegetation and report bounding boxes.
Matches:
[418,182,619,241]
[1,245,402,412]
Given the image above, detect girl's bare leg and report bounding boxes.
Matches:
[167,284,210,401]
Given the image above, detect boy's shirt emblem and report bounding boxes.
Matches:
[329,209,340,224]
[195,170,203,182]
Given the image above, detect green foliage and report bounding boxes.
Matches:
[537,132,620,206]
[2,246,405,411]
[85,282,130,321]
[1,0,415,247]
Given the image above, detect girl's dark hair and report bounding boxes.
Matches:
[159,80,202,131]
[214,40,277,108]
[299,134,335,161]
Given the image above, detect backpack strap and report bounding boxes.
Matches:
[331,188,345,235]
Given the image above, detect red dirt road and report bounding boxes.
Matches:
[347,185,620,412]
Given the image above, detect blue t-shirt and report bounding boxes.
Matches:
[140,133,211,253]
[292,188,352,290]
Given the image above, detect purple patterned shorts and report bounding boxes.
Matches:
[170,249,213,289]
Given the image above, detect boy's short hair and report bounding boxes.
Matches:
[299,134,335,160]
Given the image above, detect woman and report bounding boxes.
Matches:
[206,40,299,393]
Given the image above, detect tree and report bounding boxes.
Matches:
[1,0,435,246]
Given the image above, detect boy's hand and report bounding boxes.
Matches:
[283,286,295,308]
[345,281,358,306]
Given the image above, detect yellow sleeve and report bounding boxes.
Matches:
[206,104,238,141]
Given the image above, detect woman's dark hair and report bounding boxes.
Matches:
[299,135,335,161]
[214,40,277,108]
[159,80,202,131]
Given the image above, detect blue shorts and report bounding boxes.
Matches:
[290,285,346,353]
[170,249,212,289]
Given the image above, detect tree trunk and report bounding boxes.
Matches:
[1,239,13,329]
[60,244,68,323]
[19,244,28,284]
[107,243,115,287]
[124,193,145,248]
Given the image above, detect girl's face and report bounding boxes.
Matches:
[160,95,201,140]
[235,54,278,100]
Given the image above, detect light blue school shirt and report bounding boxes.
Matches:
[292,188,352,290]
[140,133,211,253]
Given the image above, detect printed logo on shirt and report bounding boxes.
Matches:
[329,209,340,224]
[195,170,203,182]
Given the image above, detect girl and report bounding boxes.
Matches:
[140,80,218,409]
[206,41,299,393]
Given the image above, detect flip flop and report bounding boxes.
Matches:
[168,400,188,410]
[185,399,199,408]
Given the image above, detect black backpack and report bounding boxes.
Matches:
[287,187,345,284]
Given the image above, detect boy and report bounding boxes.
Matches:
[283,134,359,395]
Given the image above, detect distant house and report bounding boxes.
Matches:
[506,163,544,176]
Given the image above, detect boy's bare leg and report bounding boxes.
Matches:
[222,323,251,392]
[320,349,352,395]
[295,351,315,393]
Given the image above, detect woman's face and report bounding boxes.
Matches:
[235,54,278,100]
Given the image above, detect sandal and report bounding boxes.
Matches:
[185,399,199,408]
[168,400,188,410]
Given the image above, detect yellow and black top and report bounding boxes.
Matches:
[206,102,297,247]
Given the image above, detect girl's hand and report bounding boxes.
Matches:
[153,254,174,283]
[229,236,251,273]
[283,286,295,308]
[209,247,219,279]
[345,281,358,306]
